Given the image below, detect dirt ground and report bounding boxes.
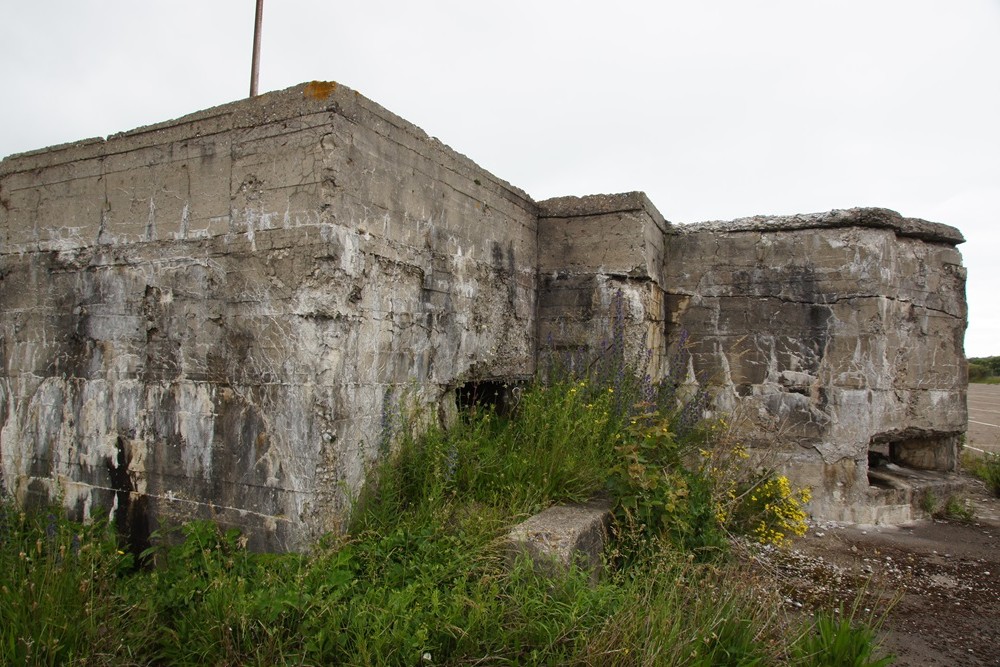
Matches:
[751,474,1000,666]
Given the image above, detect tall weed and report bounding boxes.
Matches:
[582,550,787,666]
[351,377,620,534]
[0,502,147,664]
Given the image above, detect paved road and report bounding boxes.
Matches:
[968,383,1000,456]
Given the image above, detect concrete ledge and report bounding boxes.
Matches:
[506,499,612,581]
[850,466,975,524]
[677,207,964,245]
[870,465,972,498]
[538,192,670,236]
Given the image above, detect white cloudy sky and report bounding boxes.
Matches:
[3,1,998,356]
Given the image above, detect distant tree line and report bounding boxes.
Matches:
[969,356,1000,383]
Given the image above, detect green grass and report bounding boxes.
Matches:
[919,489,938,515]
[0,506,148,664]
[0,498,800,666]
[967,452,1000,497]
[791,610,894,667]
[922,490,976,522]
[940,495,976,522]
[352,378,625,533]
[0,378,895,665]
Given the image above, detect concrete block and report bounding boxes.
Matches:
[507,499,612,581]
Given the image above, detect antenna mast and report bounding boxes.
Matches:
[249,0,264,97]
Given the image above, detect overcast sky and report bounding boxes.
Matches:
[2,1,998,356]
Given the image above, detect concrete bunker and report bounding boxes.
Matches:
[0,82,968,547]
[659,209,967,523]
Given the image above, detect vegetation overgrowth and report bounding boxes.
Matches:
[968,355,1000,383]
[919,489,977,521]
[966,451,1000,497]
[0,295,893,665]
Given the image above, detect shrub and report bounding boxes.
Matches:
[968,362,992,382]
[969,355,1000,383]
[607,407,728,560]
[740,475,811,546]
[697,436,812,547]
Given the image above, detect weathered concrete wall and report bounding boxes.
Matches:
[537,193,669,378]
[664,209,967,521]
[0,82,537,549]
[0,82,969,540]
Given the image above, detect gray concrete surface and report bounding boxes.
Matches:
[968,383,1000,456]
[507,499,612,581]
[663,212,967,520]
[0,82,539,550]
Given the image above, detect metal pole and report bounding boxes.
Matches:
[249,0,264,97]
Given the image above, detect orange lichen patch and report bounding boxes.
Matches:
[304,81,338,100]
